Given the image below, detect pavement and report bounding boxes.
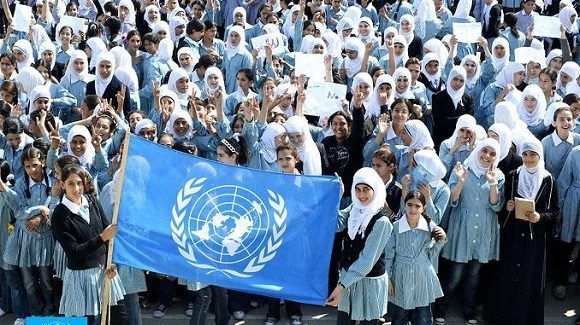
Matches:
[2,282,580,325]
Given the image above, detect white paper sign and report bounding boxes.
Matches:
[303,81,347,117]
[13,4,32,33]
[59,15,88,35]
[514,47,545,65]
[251,33,285,57]
[532,16,561,38]
[453,22,482,43]
[295,53,325,82]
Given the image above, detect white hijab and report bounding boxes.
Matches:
[27,85,51,115]
[517,137,550,200]
[517,84,546,127]
[39,41,56,70]
[169,16,188,44]
[454,0,472,19]
[12,40,34,70]
[399,14,415,46]
[488,123,512,161]
[165,108,193,140]
[94,52,116,98]
[203,67,226,95]
[491,37,510,71]
[118,0,136,25]
[67,125,96,168]
[63,50,94,84]
[391,35,409,67]
[86,37,108,70]
[414,0,437,39]
[446,114,477,149]
[168,68,201,108]
[421,52,442,85]
[366,74,395,118]
[144,5,160,28]
[282,5,301,39]
[343,38,365,78]
[404,120,434,153]
[423,38,448,66]
[446,66,467,108]
[351,72,373,107]
[413,149,446,186]
[393,67,415,99]
[284,116,322,175]
[260,122,286,163]
[14,67,44,94]
[495,62,525,105]
[461,55,481,87]
[225,25,247,60]
[464,138,500,178]
[348,167,386,240]
[560,6,579,33]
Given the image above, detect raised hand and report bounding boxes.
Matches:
[485,165,497,184]
[454,162,467,183]
[91,125,103,152]
[378,113,390,134]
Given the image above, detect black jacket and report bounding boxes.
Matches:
[482,4,502,38]
[51,195,109,271]
[86,75,132,117]
[431,90,473,148]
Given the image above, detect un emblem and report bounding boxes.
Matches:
[171,178,287,278]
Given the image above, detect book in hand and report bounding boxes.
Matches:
[515,197,535,220]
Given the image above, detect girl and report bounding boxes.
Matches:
[0,53,17,82]
[118,0,137,34]
[86,52,131,116]
[435,138,505,325]
[398,15,422,59]
[85,37,108,73]
[225,69,258,117]
[0,81,18,106]
[439,114,477,179]
[223,26,253,94]
[387,192,447,325]
[51,164,126,321]
[517,84,549,139]
[493,137,558,325]
[284,115,323,175]
[55,25,76,67]
[246,119,287,171]
[4,146,57,316]
[541,104,580,181]
[168,68,201,110]
[371,146,402,215]
[326,167,393,323]
[488,122,522,176]
[499,13,525,61]
[538,68,563,108]
[431,66,473,148]
[1,118,34,181]
[199,21,225,67]
[556,62,580,97]
[59,51,96,121]
[9,40,35,71]
[164,109,194,141]
[216,137,250,166]
[396,120,434,182]
[341,38,367,89]
[563,94,580,133]
[479,62,525,129]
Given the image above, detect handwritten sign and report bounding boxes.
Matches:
[514,47,545,65]
[295,53,325,82]
[251,33,285,57]
[453,22,482,43]
[13,4,32,33]
[532,16,561,38]
[59,15,88,35]
[303,81,347,117]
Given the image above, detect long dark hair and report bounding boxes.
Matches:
[61,163,95,195]
[217,136,249,166]
[21,146,50,198]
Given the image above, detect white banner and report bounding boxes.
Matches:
[295,53,325,82]
[532,16,561,38]
[453,22,482,43]
[59,15,88,35]
[303,81,347,117]
[251,33,285,57]
[13,4,32,33]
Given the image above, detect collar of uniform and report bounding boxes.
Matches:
[551,131,574,146]
[398,214,430,233]
[28,175,50,190]
[61,195,88,215]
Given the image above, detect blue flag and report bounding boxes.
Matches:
[113,135,341,305]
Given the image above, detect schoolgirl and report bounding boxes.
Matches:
[517,84,549,139]
[225,69,258,118]
[538,68,563,107]
[363,98,411,166]
[54,24,76,68]
[431,66,473,148]
[397,15,422,59]
[493,137,558,325]
[199,21,225,66]
[118,0,137,34]
[438,114,477,179]
[340,38,368,89]
[386,191,447,325]
[284,115,323,175]
[138,5,161,36]
[363,74,395,137]
[223,26,253,94]
[86,52,131,116]
[541,103,580,181]
[1,117,34,181]
[37,41,65,81]
[357,17,378,47]
[7,40,35,72]
[556,62,580,97]
[168,68,201,110]
[85,37,108,74]
[4,146,58,316]
[396,119,434,182]
[0,53,17,82]
[246,120,287,172]
[435,138,505,325]
[487,122,522,176]
[563,94,580,133]
[51,164,126,322]
[371,146,402,215]
[326,167,392,323]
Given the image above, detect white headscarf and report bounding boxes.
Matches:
[517,137,550,200]
[546,49,562,67]
[114,67,139,102]
[282,5,301,39]
[12,40,34,70]
[323,31,343,58]
[67,125,96,168]
[413,149,446,186]
[152,21,170,39]
[446,66,467,108]
[63,50,94,84]
[165,108,193,140]
[144,5,160,28]
[336,18,355,43]
[348,167,386,240]
[421,52,442,85]
[14,67,44,94]
[404,120,434,153]
[446,114,476,148]
[491,37,510,71]
[118,0,136,25]
[358,17,377,44]
[558,61,580,91]
[488,123,512,161]
[203,67,226,95]
[27,85,51,115]
[86,37,108,70]
[260,122,286,163]
[134,119,156,135]
[157,38,176,64]
[391,35,409,67]
[367,74,395,118]
[177,47,199,75]
[284,116,322,175]
[168,68,200,107]
[232,7,252,29]
[344,38,365,78]
[39,41,56,70]
[464,138,500,178]
[423,38,448,66]
[454,0,472,19]
[110,46,132,69]
[495,62,525,104]
[543,101,569,127]
[399,14,415,46]
[461,55,481,87]
[414,0,437,39]
[300,34,316,53]
[393,67,415,99]
[560,6,579,33]
[225,25,247,60]
[382,27,399,48]
[169,16,187,44]
[517,84,546,127]
[94,52,116,98]
[351,72,373,107]
[494,101,528,131]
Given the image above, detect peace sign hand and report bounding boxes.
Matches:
[91,125,103,152]
[485,165,497,184]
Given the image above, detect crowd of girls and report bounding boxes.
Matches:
[0,0,578,324]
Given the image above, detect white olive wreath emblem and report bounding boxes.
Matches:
[171,178,287,278]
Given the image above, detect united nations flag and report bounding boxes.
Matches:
[113,135,341,305]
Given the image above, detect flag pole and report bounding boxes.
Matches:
[101,132,132,325]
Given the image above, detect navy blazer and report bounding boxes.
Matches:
[86,75,132,116]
